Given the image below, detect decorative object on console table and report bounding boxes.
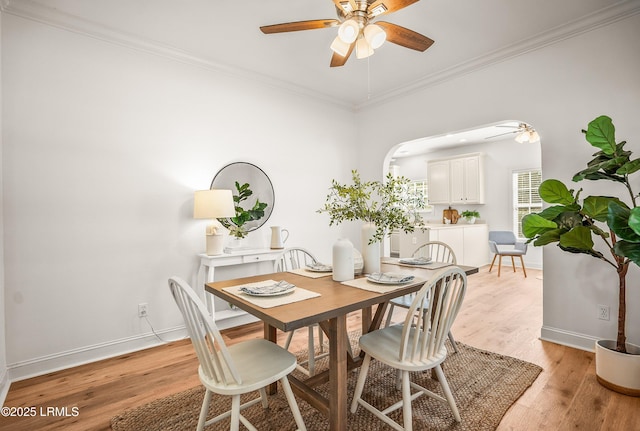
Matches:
[522,115,640,396]
[319,170,425,274]
[210,162,275,252]
[270,226,289,249]
[461,210,480,224]
[193,189,235,256]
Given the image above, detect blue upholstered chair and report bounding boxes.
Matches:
[488,231,528,277]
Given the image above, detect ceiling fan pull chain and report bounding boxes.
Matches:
[367,55,371,100]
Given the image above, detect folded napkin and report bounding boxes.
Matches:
[367,273,415,284]
[239,280,295,296]
[305,262,332,272]
[398,256,432,265]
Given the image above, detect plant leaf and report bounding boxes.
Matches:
[630,207,640,237]
[607,201,640,242]
[617,159,640,175]
[533,229,564,246]
[522,214,557,238]
[584,115,616,155]
[539,179,574,205]
[613,240,640,267]
[558,226,594,251]
[537,205,575,221]
[583,196,624,222]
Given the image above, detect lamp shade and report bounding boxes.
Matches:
[356,37,374,59]
[330,35,351,57]
[364,24,386,49]
[193,189,235,219]
[338,19,359,43]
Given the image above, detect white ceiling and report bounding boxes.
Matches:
[4,0,636,109]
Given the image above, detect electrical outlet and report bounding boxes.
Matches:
[597,304,610,321]
[138,303,148,318]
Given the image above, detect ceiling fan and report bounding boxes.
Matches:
[260,0,434,67]
[485,123,540,143]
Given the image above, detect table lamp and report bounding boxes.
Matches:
[193,189,235,255]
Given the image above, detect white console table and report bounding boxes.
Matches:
[197,248,283,326]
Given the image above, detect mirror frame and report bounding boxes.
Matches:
[210,162,275,234]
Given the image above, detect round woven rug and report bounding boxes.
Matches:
[111,334,542,430]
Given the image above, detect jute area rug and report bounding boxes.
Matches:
[111,333,542,431]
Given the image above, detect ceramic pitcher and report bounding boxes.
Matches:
[270,226,289,249]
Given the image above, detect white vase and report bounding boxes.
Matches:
[332,238,354,282]
[595,340,640,396]
[361,222,381,274]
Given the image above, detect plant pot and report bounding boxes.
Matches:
[595,340,640,396]
[361,222,381,274]
[465,216,476,224]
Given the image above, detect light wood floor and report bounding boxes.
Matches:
[2,267,639,430]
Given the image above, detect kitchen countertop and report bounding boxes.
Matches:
[417,222,487,229]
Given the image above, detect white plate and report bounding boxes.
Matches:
[398,257,432,265]
[366,273,415,285]
[239,282,296,297]
[305,263,332,273]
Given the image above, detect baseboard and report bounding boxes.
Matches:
[0,367,10,406]
[540,325,599,352]
[7,325,188,383]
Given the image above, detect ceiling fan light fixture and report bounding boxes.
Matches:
[330,35,351,57]
[364,24,386,49]
[338,19,359,43]
[515,131,529,143]
[370,4,387,16]
[355,37,374,59]
[529,130,540,143]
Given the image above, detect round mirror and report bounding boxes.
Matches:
[211,162,275,237]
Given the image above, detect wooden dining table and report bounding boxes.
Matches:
[205,259,478,431]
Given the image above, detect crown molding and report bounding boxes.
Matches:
[2,0,639,112]
[0,0,354,111]
[354,0,640,110]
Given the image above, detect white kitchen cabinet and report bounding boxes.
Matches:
[427,153,485,205]
[426,160,450,204]
[397,224,489,267]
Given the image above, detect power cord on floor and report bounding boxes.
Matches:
[143,315,188,343]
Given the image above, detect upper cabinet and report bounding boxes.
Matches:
[427,153,485,205]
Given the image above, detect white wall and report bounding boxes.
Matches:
[1,14,357,379]
[0,9,9,401]
[392,138,543,269]
[355,14,640,351]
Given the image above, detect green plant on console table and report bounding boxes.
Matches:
[220,181,268,239]
[522,115,640,353]
[461,210,480,219]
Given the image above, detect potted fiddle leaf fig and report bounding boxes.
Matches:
[219,181,267,239]
[522,115,639,396]
[318,170,425,273]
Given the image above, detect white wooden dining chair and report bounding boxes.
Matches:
[274,247,328,376]
[168,277,307,431]
[385,241,460,353]
[350,266,468,431]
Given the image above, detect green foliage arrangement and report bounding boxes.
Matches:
[522,115,640,353]
[318,170,425,244]
[220,181,267,239]
[461,210,480,219]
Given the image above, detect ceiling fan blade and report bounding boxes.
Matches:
[368,0,419,16]
[376,21,434,52]
[260,19,340,34]
[485,131,517,139]
[330,42,355,67]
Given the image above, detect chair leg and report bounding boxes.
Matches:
[280,377,307,431]
[307,325,316,375]
[385,304,396,327]
[520,255,528,277]
[434,364,461,422]
[258,387,269,408]
[318,325,325,353]
[284,329,295,350]
[488,254,497,272]
[350,354,372,413]
[448,331,459,353]
[197,389,213,431]
[498,255,502,277]
[230,394,241,431]
[510,256,516,272]
[402,370,413,431]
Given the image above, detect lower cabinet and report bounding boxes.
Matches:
[397,224,489,267]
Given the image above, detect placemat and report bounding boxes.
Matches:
[287,268,333,279]
[223,280,320,308]
[341,276,426,294]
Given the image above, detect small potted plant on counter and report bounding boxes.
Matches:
[522,115,639,396]
[461,210,480,224]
